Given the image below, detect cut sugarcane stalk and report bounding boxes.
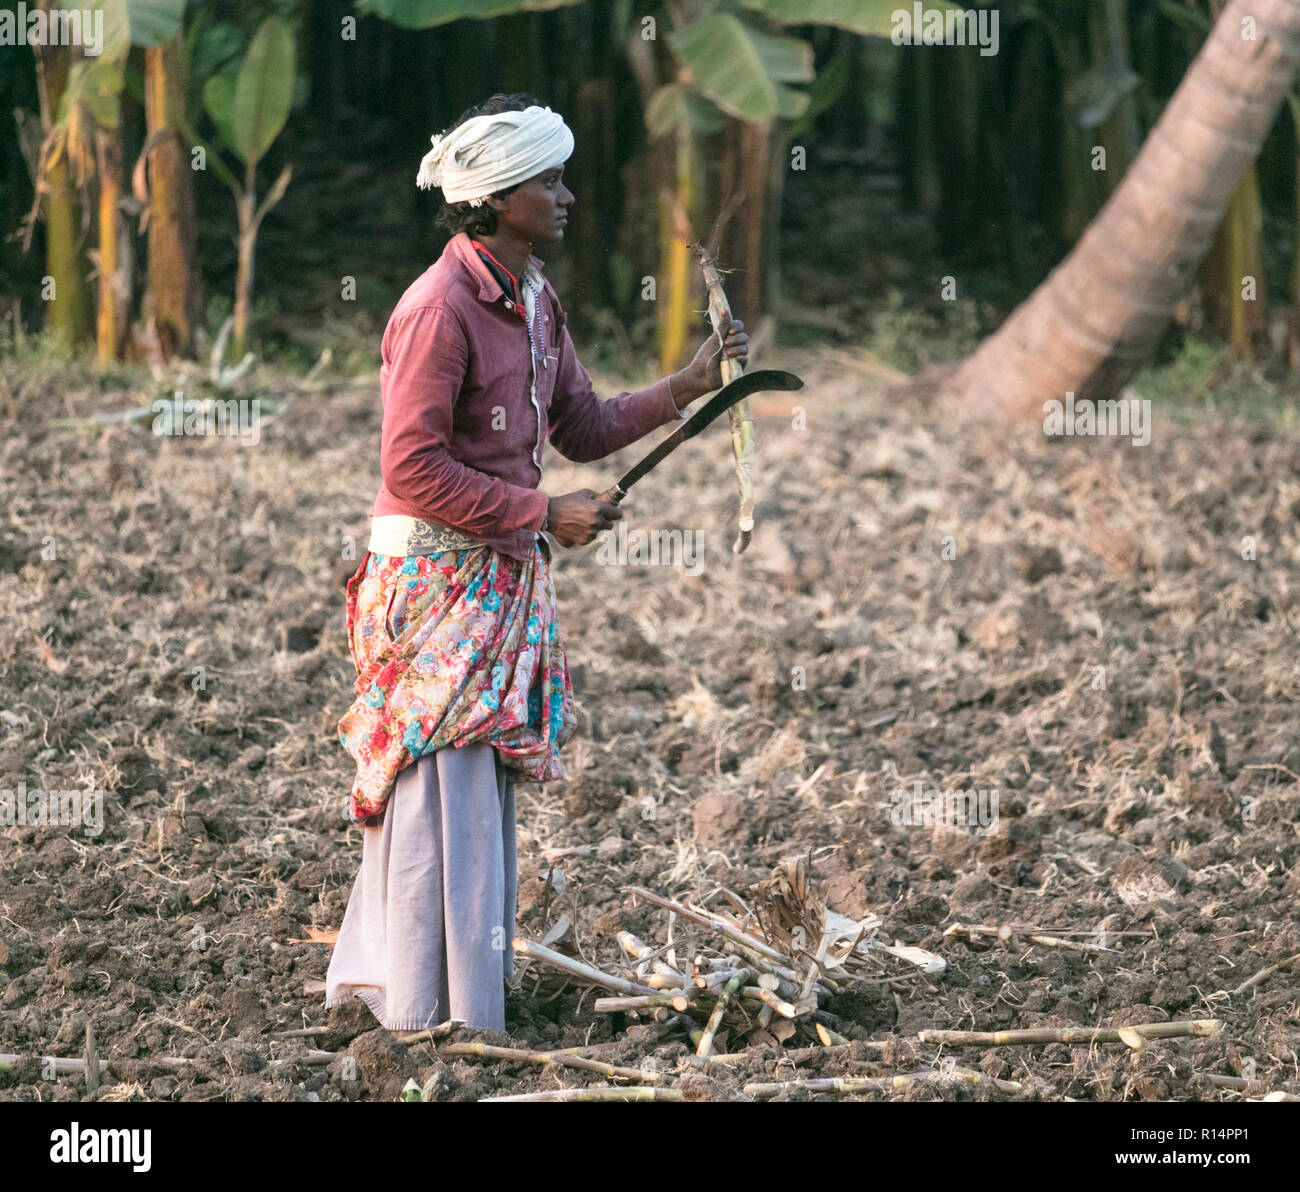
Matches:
[917,1019,1223,1047]
[483,1086,684,1103]
[439,1042,648,1082]
[594,992,695,1013]
[697,974,746,1057]
[513,938,658,997]
[746,987,798,1019]
[690,240,754,555]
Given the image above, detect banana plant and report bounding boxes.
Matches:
[18,0,191,360]
[634,1,968,368]
[196,15,296,361]
[18,0,130,348]
[643,3,817,372]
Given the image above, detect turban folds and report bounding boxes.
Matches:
[416,105,574,206]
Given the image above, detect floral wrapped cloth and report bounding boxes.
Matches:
[338,539,575,822]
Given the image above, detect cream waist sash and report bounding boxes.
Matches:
[368,515,485,557]
[368,515,548,559]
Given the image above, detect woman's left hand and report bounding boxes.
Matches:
[686,317,748,395]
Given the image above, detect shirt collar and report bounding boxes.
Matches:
[451,231,545,304]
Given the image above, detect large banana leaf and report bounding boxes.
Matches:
[227,16,295,166]
[784,41,851,141]
[774,85,809,121]
[355,0,584,28]
[741,0,963,37]
[83,0,129,62]
[668,14,811,123]
[86,0,185,52]
[55,0,130,138]
[202,71,240,158]
[125,0,186,47]
[191,20,245,82]
[744,22,814,84]
[646,82,729,139]
[60,55,126,129]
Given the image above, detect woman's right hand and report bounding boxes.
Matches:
[545,490,623,547]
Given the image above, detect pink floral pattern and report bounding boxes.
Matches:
[338,541,575,822]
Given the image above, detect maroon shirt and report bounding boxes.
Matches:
[371,231,685,562]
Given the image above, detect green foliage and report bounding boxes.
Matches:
[354,0,584,29]
[785,41,851,142]
[124,0,186,46]
[222,16,295,165]
[864,288,984,373]
[1136,335,1300,429]
[56,0,181,133]
[85,0,129,62]
[196,11,303,171]
[79,0,185,61]
[668,14,812,123]
[1138,337,1268,421]
[190,20,246,91]
[0,326,119,390]
[645,83,727,139]
[1157,0,1212,36]
[202,72,239,158]
[58,54,125,131]
[741,0,964,37]
[205,291,234,344]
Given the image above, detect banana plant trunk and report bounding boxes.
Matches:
[34,0,91,346]
[144,34,204,361]
[657,122,701,374]
[42,155,92,346]
[942,0,1300,419]
[95,128,129,365]
[1199,165,1266,359]
[721,117,773,341]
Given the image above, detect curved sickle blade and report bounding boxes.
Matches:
[609,369,803,500]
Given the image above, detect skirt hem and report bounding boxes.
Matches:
[325,986,454,1033]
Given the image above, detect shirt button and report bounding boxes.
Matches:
[504,300,513,309]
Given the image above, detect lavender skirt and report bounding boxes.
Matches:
[325,742,517,1032]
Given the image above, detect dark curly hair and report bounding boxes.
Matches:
[433,92,544,238]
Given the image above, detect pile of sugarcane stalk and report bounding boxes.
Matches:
[513,930,848,1057]
[511,860,940,1057]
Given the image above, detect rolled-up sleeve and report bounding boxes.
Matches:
[546,319,686,464]
[379,304,549,533]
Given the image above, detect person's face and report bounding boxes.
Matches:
[489,165,574,247]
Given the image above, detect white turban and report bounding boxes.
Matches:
[416,105,574,206]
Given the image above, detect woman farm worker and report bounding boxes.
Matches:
[326,93,749,1035]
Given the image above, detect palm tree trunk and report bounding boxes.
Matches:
[943,0,1300,419]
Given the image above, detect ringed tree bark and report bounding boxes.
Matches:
[941,0,1300,420]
